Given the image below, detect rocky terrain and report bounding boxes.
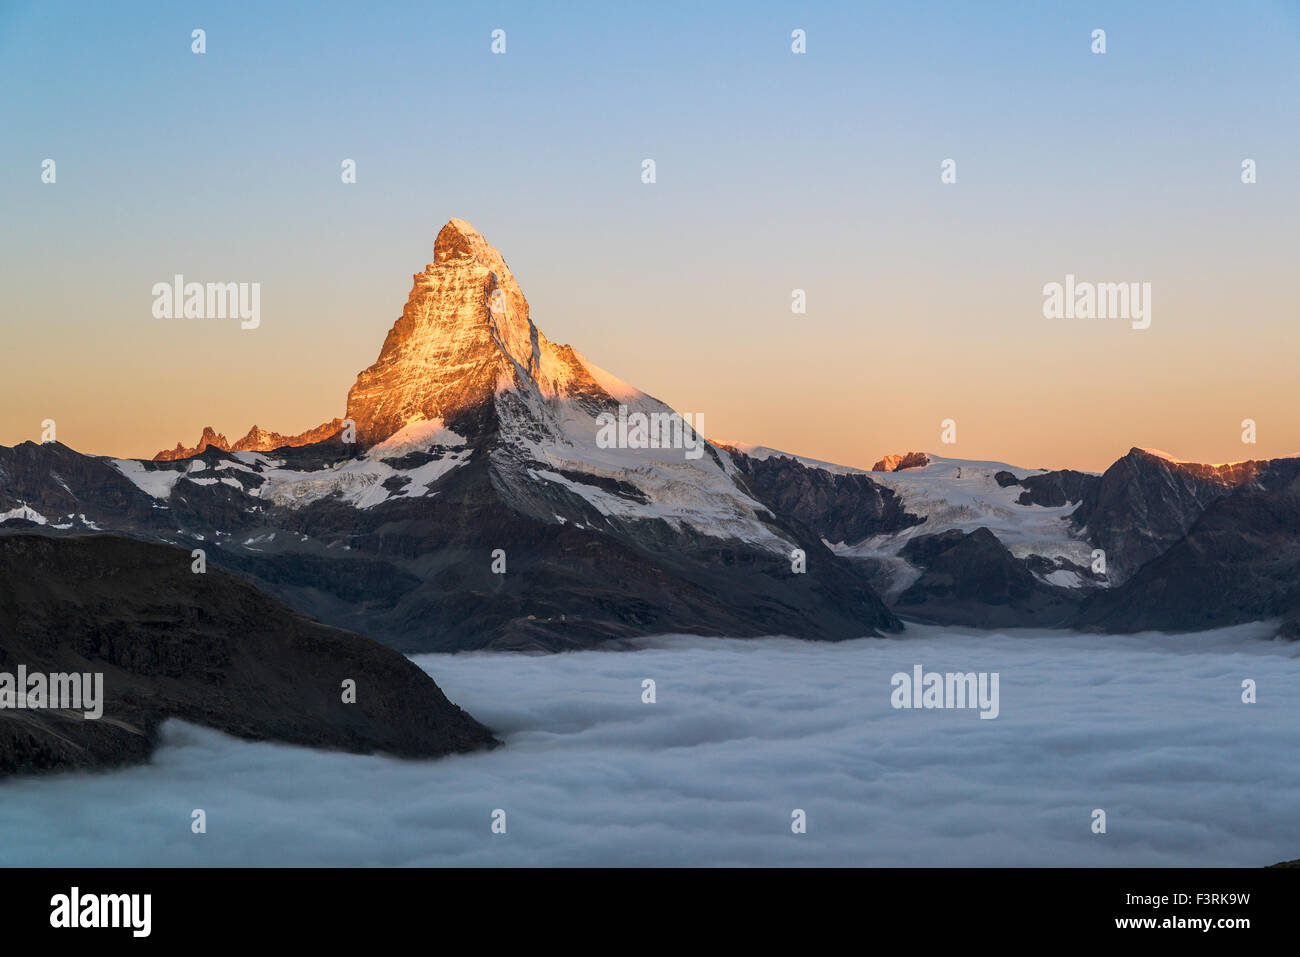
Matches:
[1069,447,1300,584]
[893,527,1081,627]
[726,449,924,545]
[717,445,1300,637]
[0,534,495,777]
[1076,471,1300,633]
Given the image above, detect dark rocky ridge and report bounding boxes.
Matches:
[894,527,1081,627]
[10,434,1300,641]
[995,468,1099,508]
[0,441,162,532]
[1075,474,1300,633]
[0,534,495,777]
[1070,448,1300,584]
[726,449,924,545]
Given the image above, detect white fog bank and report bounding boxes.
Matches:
[1,623,1297,866]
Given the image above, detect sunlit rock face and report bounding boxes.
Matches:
[155,426,230,461]
[872,451,930,472]
[344,218,607,448]
[154,419,343,461]
[229,420,344,453]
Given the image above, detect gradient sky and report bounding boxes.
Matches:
[2,0,1297,471]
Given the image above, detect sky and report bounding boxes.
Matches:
[1,0,1297,471]
[1,625,1296,866]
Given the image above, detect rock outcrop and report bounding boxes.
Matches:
[994,468,1099,508]
[872,451,930,472]
[726,449,925,544]
[894,527,1080,627]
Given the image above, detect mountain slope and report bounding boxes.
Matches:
[1071,447,1300,583]
[718,442,1300,636]
[1076,474,1300,633]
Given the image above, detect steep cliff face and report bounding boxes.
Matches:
[726,449,924,544]
[344,219,608,448]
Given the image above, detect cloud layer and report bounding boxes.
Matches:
[2,622,1297,866]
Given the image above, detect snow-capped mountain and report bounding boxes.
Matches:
[2,219,1298,645]
[723,442,1300,635]
[344,218,607,448]
[0,220,897,651]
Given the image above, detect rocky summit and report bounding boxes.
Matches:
[345,218,608,448]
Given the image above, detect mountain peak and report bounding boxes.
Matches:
[154,218,609,455]
[433,218,496,266]
[345,219,605,447]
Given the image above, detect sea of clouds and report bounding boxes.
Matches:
[2,623,1298,866]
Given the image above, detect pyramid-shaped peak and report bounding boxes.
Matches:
[343,217,610,447]
[434,218,503,267]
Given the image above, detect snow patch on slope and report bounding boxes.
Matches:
[833,454,1094,565]
[258,454,467,509]
[503,392,794,553]
[371,420,467,458]
[0,505,47,525]
[574,350,643,402]
[111,459,186,499]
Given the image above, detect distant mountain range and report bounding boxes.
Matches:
[3,218,1298,657]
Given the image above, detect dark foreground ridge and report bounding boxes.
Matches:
[0,534,496,777]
